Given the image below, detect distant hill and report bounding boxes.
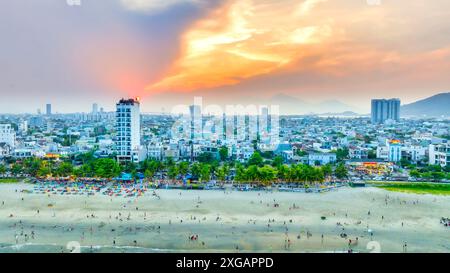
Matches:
[318,111,362,117]
[316,100,355,113]
[401,92,450,117]
[269,94,361,115]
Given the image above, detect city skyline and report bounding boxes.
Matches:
[1,0,450,113]
[0,91,446,115]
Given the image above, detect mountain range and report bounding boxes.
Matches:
[401,92,450,117]
[269,94,363,115]
[268,92,449,117]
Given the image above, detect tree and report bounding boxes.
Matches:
[197,152,215,163]
[409,170,421,179]
[431,172,445,181]
[167,165,179,181]
[55,162,73,177]
[0,164,6,176]
[444,165,450,173]
[272,156,283,168]
[178,161,189,177]
[258,166,277,186]
[144,169,154,180]
[400,158,411,168]
[248,152,263,166]
[190,163,201,178]
[143,160,163,177]
[246,165,259,182]
[122,161,137,174]
[93,158,121,178]
[335,148,349,162]
[37,163,51,177]
[334,163,348,180]
[23,158,42,177]
[235,164,246,183]
[321,164,332,178]
[216,165,229,182]
[11,163,23,176]
[219,146,229,161]
[368,150,377,159]
[199,164,211,182]
[312,167,325,183]
[421,172,432,181]
[79,151,95,164]
[277,165,290,181]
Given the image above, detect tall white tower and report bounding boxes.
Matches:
[116,98,141,163]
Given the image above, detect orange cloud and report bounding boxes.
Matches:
[145,0,450,97]
[146,0,333,92]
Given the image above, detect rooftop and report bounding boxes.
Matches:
[117,98,140,106]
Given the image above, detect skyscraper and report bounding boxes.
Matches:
[371,98,400,124]
[189,104,202,140]
[116,98,141,163]
[92,103,98,115]
[46,104,52,116]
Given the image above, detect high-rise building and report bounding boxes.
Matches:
[46,104,52,116]
[189,104,202,140]
[0,124,16,149]
[115,98,142,163]
[92,103,98,114]
[260,107,270,133]
[371,98,400,124]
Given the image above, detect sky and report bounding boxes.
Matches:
[1,0,450,114]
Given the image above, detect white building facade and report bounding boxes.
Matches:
[429,143,450,167]
[0,124,15,148]
[115,98,144,163]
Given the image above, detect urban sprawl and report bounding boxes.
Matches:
[0,98,449,187]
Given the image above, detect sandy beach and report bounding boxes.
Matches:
[0,183,449,253]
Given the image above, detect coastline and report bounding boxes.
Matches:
[0,182,449,253]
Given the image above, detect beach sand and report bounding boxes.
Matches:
[0,183,449,253]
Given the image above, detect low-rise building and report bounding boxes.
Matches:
[308,153,336,166]
[429,143,450,167]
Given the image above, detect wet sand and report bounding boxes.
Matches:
[0,183,449,253]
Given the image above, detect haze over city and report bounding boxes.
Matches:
[1,0,450,113]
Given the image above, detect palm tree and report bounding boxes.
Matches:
[215,165,229,183]
[258,166,277,187]
[199,164,211,182]
[178,161,189,177]
[167,165,179,182]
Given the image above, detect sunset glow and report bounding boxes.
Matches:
[1,0,450,113]
[147,0,334,92]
